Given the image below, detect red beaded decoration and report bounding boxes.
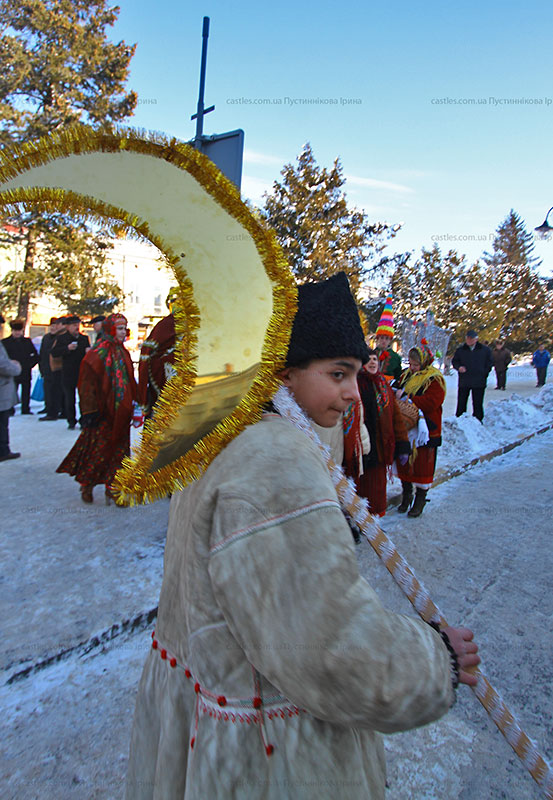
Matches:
[217,695,227,707]
[265,744,274,756]
[160,649,167,660]
[184,669,192,678]
[190,737,195,749]
[170,657,177,668]
[194,682,200,693]
[252,697,262,709]
[152,640,158,650]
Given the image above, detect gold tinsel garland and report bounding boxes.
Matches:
[0,125,297,504]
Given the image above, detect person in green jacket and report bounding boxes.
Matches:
[374,295,402,381]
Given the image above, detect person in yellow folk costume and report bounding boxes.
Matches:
[126,273,479,800]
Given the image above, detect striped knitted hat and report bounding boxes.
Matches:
[376,296,394,337]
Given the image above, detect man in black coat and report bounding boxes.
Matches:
[2,319,39,414]
[452,329,493,422]
[39,317,64,420]
[50,315,90,429]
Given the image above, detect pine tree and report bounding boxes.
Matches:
[415,245,465,332]
[452,260,495,346]
[482,210,549,349]
[0,0,137,322]
[390,256,421,321]
[262,143,406,298]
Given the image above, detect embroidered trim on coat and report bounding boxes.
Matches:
[210,499,341,555]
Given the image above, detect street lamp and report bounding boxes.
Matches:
[534,206,553,238]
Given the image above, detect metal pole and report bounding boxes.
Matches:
[192,16,215,146]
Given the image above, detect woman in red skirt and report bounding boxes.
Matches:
[57,313,137,504]
[395,340,446,517]
[354,349,411,517]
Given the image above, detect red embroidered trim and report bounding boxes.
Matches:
[150,631,306,757]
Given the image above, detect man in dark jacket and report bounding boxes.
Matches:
[491,339,512,391]
[452,329,493,422]
[90,314,106,346]
[50,315,90,428]
[2,318,39,414]
[39,317,64,420]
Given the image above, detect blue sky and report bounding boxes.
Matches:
[112,0,553,279]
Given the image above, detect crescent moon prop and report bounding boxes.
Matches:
[1,128,551,798]
[0,126,297,503]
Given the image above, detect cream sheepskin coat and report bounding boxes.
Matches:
[126,414,453,799]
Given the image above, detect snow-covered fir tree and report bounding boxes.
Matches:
[482,210,549,348]
[262,143,406,298]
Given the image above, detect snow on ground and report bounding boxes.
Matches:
[357,429,553,800]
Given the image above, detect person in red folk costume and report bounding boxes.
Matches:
[394,339,446,518]
[352,349,411,517]
[137,289,184,420]
[57,313,137,505]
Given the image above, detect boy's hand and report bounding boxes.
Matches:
[442,626,480,686]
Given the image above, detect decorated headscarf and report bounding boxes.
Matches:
[399,338,446,396]
[90,313,131,410]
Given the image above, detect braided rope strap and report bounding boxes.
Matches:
[272,386,553,799]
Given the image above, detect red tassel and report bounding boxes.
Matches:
[160,649,167,660]
[194,682,200,693]
[265,744,274,756]
[252,697,262,709]
[152,640,158,650]
[190,737,195,749]
[184,669,192,678]
[217,695,227,706]
[169,657,177,668]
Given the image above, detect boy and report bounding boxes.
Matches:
[126,273,478,799]
[374,296,402,382]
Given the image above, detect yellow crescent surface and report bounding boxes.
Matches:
[0,127,296,503]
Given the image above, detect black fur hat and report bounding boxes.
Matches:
[286,272,369,366]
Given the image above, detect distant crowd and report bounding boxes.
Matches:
[0,305,551,521]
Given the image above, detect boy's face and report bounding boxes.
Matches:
[281,357,362,427]
[376,335,391,350]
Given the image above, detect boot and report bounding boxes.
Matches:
[397,482,413,513]
[408,488,428,518]
[80,484,93,504]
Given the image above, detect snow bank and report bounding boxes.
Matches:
[439,385,553,470]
